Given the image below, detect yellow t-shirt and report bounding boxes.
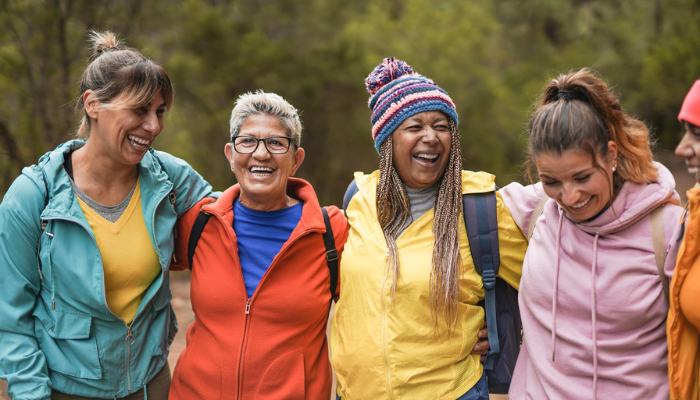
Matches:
[77,180,161,324]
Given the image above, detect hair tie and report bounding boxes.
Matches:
[556,89,588,102]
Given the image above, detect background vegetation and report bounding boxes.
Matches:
[1,0,699,205]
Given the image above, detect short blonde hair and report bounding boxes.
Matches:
[76,30,174,138]
[229,91,302,147]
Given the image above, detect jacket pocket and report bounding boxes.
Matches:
[33,309,102,379]
[254,350,305,400]
[145,302,177,357]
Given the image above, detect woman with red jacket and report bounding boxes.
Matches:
[168,91,349,399]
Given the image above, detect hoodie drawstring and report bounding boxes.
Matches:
[551,208,565,362]
[591,233,600,400]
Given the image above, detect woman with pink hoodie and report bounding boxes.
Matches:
[501,69,683,400]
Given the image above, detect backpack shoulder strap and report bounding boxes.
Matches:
[527,195,549,243]
[463,190,501,368]
[321,207,339,299]
[187,211,212,270]
[463,191,501,275]
[650,204,669,304]
[342,179,359,217]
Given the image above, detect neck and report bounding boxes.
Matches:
[71,145,139,206]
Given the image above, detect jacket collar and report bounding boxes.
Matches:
[38,140,171,220]
[201,177,325,231]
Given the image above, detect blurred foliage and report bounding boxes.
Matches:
[0,0,699,205]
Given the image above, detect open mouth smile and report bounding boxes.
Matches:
[413,152,440,166]
[128,135,150,149]
[571,196,593,210]
[249,166,274,177]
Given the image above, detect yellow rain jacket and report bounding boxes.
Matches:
[330,170,527,400]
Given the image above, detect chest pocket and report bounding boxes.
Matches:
[33,308,102,380]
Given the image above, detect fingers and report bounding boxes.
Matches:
[477,327,488,339]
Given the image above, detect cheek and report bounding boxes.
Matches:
[541,185,559,200]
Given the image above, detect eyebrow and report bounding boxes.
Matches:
[539,167,593,180]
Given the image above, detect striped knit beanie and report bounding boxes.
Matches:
[366,57,458,152]
[679,80,700,128]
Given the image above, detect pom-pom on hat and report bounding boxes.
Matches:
[366,57,459,152]
[679,80,700,128]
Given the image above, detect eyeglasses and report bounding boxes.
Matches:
[232,136,294,154]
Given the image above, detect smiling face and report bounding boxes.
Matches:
[86,91,166,167]
[675,122,700,177]
[391,110,452,189]
[536,142,618,221]
[225,113,305,211]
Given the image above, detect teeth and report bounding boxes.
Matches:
[572,196,592,209]
[250,167,273,173]
[415,153,438,160]
[128,135,149,146]
[688,166,699,174]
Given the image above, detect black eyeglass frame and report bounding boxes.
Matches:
[231,135,295,155]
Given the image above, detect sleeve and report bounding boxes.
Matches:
[663,203,686,281]
[495,190,529,291]
[0,172,52,400]
[499,181,548,238]
[153,150,217,217]
[169,198,214,271]
[325,205,350,301]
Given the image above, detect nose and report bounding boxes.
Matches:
[560,183,581,207]
[421,127,439,143]
[252,139,271,159]
[142,112,161,135]
[675,133,694,159]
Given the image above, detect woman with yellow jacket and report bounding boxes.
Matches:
[670,79,700,400]
[330,57,527,400]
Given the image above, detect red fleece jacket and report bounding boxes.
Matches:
[169,178,348,400]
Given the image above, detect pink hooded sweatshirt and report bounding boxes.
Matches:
[501,163,683,400]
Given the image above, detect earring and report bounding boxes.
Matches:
[612,166,616,172]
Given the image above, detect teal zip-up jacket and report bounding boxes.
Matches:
[0,140,213,400]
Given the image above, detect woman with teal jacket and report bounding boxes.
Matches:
[0,31,211,400]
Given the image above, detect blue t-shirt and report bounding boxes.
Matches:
[233,198,303,298]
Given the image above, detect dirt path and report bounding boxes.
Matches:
[1,154,694,400]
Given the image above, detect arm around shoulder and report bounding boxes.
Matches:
[152,150,215,216]
[495,191,528,291]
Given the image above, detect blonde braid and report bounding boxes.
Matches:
[377,135,411,300]
[431,119,463,330]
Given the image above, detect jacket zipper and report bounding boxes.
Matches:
[381,285,394,400]
[237,298,252,398]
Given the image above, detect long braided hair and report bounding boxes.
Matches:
[376,117,464,330]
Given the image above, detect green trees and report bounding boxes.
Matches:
[1,0,698,204]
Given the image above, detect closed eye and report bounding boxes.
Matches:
[575,174,592,182]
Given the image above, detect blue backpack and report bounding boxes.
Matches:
[343,182,520,394]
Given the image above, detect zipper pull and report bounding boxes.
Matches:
[245,299,251,314]
[125,326,135,345]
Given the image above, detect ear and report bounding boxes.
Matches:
[224,143,235,167]
[290,147,305,176]
[83,90,99,119]
[606,141,618,163]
